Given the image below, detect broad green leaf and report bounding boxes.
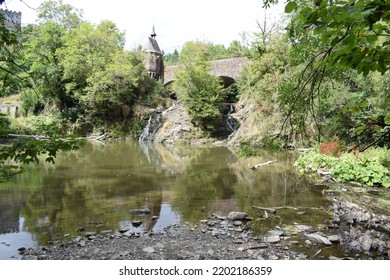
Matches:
[385,115,390,125]
[366,34,378,44]
[285,1,298,13]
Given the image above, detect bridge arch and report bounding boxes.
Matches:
[163,57,248,86]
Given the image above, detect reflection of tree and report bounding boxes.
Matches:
[171,147,238,222]
[231,151,332,233]
[0,142,332,247]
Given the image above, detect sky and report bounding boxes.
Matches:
[1,0,285,53]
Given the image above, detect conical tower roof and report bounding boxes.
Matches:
[146,26,162,55]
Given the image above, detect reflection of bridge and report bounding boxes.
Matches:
[164,57,249,87]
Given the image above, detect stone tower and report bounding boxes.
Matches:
[0,9,22,32]
[144,26,164,82]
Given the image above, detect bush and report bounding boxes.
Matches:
[295,150,390,187]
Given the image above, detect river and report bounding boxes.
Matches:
[0,141,331,259]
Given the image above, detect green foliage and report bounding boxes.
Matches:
[37,0,83,30]
[9,115,63,136]
[174,41,226,131]
[0,136,85,182]
[295,150,390,187]
[237,140,262,157]
[262,0,390,148]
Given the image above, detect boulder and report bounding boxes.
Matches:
[304,233,332,245]
[227,211,248,221]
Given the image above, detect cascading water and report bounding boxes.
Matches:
[139,113,162,142]
[225,104,238,140]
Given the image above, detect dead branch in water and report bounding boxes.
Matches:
[250,160,276,170]
[252,205,323,213]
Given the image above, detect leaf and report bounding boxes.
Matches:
[385,115,390,125]
[355,125,368,135]
[366,34,378,44]
[285,1,298,13]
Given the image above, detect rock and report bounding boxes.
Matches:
[267,229,284,237]
[142,247,155,253]
[305,240,313,246]
[367,189,379,195]
[132,221,142,227]
[265,236,280,243]
[151,216,159,220]
[327,235,340,243]
[17,247,26,252]
[288,241,300,245]
[129,208,151,214]
[227,211,248,220]
[294,224,317,233]
[84,232,96,237]
[304,233,332,245]
[22,255,38,260]
[78,241,86,247]
[359,235,373,252]
[156,242,165,249]
[233,221,243,226]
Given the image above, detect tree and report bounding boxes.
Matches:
[174,41,225,131]
[263,0,389,149]
[37,0,83,30]
[22,22,67,110]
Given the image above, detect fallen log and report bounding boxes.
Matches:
[8,133,49,140]
[252,205,323,213]
[250,160,276,170]
[251,206,277,214]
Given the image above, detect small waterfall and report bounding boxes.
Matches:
[226,104,238,140]
[139,113,162,142]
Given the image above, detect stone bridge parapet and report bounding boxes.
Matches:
[164,57,249,85]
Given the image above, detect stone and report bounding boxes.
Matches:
[151,216,159,220]
[305,240,313,246]
[294,224,317,233]
[327,235,340,243]
[78,241,86,247]
[132,221,142,227]
[227,211,248,221]
[265,236,280,243]
[156,242,165,249]
[142,247,155,253]
[233,221,243,226]
[267,229,284,237]
[129,208,151,214]
[304,233,332,245]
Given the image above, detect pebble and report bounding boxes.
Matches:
[142,247,155,253]
[233,221,243,226]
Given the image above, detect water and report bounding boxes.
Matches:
[139,113,162,142]
[225,104,238,140]
[0,142,331,259]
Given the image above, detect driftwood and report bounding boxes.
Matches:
[8,133,49,140]
[252,205,322,213]
[251,160,276,170]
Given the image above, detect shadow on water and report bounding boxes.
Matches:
[0,141,331,259]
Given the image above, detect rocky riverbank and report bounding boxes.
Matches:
[19,191,390,260]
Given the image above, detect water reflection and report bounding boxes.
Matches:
[0,141,331,259]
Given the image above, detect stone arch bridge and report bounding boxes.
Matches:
[163,57,249,87]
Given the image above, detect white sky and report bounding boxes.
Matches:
[2,0,285,53]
